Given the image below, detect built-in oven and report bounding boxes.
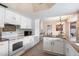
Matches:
[8,39,23,56]
[13,41,23,51]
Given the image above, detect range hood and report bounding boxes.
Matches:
[2,24,16,32]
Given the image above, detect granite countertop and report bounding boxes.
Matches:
[0,38,9,42]
[0,35,25,42]
[0,35,33,42]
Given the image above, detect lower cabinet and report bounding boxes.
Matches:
[43,37,65,55]
[43,37,53,51]
[0,41,8,56]
[23,36,35,51]
[23,36,31,50]
[53,40,64,54]
[65,41,79,56]
[34,36,39,45]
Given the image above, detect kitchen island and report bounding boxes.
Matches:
[43,37,79,56]
[43,37,65,55]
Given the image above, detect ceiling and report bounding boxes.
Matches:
[3,3,54,12]
[3,3,54,18]
[32,3,55,12]
[3,3,79,19]
[44,15,71,21]
[35,3,79,19]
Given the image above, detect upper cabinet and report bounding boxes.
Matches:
[5,9,32,29]
[5,9,21,25]
[20,16,32,29]
[0,6,5,28]
[0,6,32,29]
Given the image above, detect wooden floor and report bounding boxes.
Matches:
[22,40,61,56]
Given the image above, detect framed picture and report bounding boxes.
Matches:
[56,24,63,31]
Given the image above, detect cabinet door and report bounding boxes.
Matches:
[65,43,75,56]
[43,37,52,51]
[5,10,16,24]
[26,18,32,29]
[53,40,64,54]
[0,6,5,28]
[23,37,32,50]
[70,47,79,56]
[0,41,8,56]
[68,45,79,56]
[65,41,79,56]
[20,16,27,29]
[34,36,39,45]
[20,16,32,29]
[14,13,20,25]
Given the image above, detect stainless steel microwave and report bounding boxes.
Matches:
[24,31,32,36]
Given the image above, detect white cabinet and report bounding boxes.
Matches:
[20,16,27,29]
[26,18,32,29]
[34,36,39,45]
[0,6,5,28]
[53,39,64,54]
[43,37,64,55]
[65,40,79,56]
[23,36,31,50]
[14,14,21,25]
[43,37,53,51]
[20,16,32,29]
[0,41,8,56]
[5,9,31,27]
[23,36,34,51]
[5,9,20,25]
[29,36,34,47]
[65,42,71,56]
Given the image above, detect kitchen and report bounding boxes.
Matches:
[0,3,79,56]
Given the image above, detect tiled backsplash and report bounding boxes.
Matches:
[2,32,17,38]
[1,28,32,38]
